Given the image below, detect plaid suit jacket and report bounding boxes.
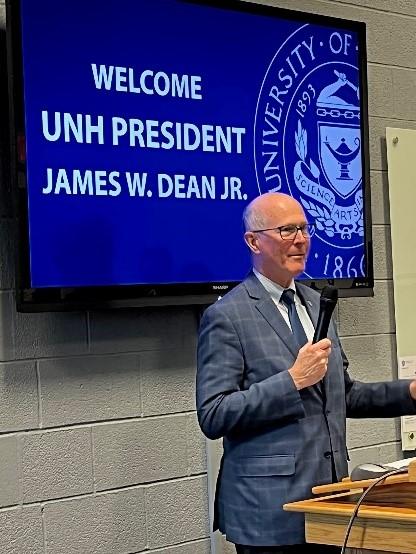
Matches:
[196,272,415,546]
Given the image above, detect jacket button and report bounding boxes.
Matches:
[324,451,332,459]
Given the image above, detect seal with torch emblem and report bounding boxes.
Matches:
[254,25,366,279]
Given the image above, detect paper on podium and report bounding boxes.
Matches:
[385,456,416,470]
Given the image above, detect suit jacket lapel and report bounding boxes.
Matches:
[244,273,300,359]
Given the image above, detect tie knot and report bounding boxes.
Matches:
[281,289,295,307]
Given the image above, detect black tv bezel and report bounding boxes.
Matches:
[6,0,374,312]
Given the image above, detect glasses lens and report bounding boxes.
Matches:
[280,225,298,239]
[280,224,314,239]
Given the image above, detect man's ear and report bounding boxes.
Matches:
[244,231,260,254]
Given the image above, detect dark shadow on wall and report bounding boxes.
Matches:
[0,25,17,292]
[0,27,12,218]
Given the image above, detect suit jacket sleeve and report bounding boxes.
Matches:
[340,338,416,417]
[196,303,306,440]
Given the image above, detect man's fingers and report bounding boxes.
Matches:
[314,338,331,350]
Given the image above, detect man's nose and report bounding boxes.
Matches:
[293,229,307,243]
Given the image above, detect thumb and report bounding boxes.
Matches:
[299,341,312,353]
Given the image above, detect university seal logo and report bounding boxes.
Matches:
[254,25,365,278]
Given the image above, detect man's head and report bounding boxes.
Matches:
[243,192,312,287]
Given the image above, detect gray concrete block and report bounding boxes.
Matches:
[335,0,416,16]
[43,488,146,554]
[347,418,400,449]
[148,539,210,554]
[89,306,196,355]
[0,291,88,361]
[366,12,416,68]
[93,415,188,491]
[187,413,207,475]
[140,348,196,416]
[341,333,397,382]
[0,361,38,432]
[369,117,388,172]
[0,435,19,508]
[0,219,14,290]
[370,171,390,225]
[259,0,356,18]
[339,281,395,336]
[13,308,89,360]
[392,68,416,121]
[367,65,394,118]
[22,428,93,503]
[348,441,404,473]
[146,476,209,549]
[296,0,416,19]
[39,354,140,427]
[372,225,392,280]
[0,506,43,554]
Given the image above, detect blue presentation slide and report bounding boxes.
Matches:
[19,0,366,287]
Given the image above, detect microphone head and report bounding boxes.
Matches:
[320,285,338,305]
[312,285,338,343]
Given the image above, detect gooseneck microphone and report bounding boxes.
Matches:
[312,285,338,343]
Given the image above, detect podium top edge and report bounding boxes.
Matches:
[284,495,416,521]
[312,472,411,495]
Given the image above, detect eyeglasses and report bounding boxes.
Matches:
[251,223,315,240]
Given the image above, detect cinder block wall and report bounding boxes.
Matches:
[0,0,414,553]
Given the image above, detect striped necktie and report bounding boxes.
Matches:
[280,289,308,348]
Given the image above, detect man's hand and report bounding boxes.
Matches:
[409,380,416,400]
[288,339,332,390]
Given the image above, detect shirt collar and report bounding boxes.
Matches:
[253,269,296,305]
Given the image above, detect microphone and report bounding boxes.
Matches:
[312,286,338,343]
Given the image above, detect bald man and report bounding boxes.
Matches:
[196,192,416,554]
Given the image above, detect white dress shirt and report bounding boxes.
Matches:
[253,269,315,342]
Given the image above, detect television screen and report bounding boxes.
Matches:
[7,0,373,311]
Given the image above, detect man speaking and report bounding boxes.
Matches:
[196,192,416,554]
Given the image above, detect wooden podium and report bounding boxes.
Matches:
[283,461,416,553]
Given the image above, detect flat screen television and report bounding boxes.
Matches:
[6,0,373,311]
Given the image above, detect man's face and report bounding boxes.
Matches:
[245,197,310,287]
